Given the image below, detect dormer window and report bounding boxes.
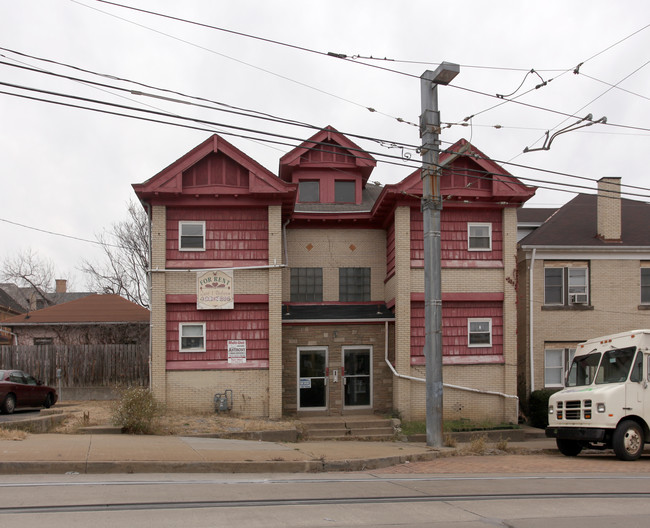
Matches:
[298,181,319,203]
[335,180,355,203]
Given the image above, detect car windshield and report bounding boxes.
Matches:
[566,352,601,387]
[596,346,637,384]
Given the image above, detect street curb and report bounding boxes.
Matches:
[0,413,70,433]
[0,450,449,475]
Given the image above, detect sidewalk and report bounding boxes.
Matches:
[0,428,556,475]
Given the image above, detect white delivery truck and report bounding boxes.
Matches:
[546,329,650,461]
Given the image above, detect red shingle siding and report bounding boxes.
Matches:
[166,207,268,265]
[410,300,503,359]
[167,303,269,363]
[410,208,503,265]
[386,222,395,278]
[181,152,249,191]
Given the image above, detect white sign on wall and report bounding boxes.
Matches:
[228,340,247,364]
[197,270,234,310]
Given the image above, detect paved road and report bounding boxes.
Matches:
[1,472,650,527]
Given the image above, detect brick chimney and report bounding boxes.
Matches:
[597,177,621,242]
[55,279,67,293]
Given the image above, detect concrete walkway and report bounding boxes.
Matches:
[0,429,557,475]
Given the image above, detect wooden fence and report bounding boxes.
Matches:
[0,345,149,388]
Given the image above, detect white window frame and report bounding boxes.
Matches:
[179,322,206,353]
[467,223,492,251]
[641,267,650,304]
[468,318,492,347]
[545,347,576,388]
[567,268,588,305]
[179,221,206,251]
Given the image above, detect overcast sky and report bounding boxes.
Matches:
[2,0,649,289]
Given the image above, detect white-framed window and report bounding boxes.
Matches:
[544,265,589,306]
[468,318,492,347]
[468,223,492,251]
[641,267,650,304]
[179,221,206,251]
[545,347,576,387]
[179,323,206,352]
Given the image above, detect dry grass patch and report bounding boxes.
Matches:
[51,400,297,436]
[0,428,28,441]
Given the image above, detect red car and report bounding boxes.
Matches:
[0,370,58,414]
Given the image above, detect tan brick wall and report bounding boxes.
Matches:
[411,364,512,423]
[166,269,268,295]
[268,205,283,419]
[393,207,413,419]
[528,257,650,393]
[166,370,269,416]
[150,205,167,403]
[282,323,394,416]
[283,228,386,302]
[411,268,505,293]
[502,207,519,422]
[597,177,621,241]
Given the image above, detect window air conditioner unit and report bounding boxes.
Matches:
[570,293,588,304]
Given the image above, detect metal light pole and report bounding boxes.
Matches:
[420,62,459,447]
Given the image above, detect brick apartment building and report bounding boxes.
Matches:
[134,127,535,422]
[517,177,650,399]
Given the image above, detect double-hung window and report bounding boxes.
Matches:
[468,318,492,347]
[545,347,576,387]
[339,267,370,301]
[179,323,206,352]
[468,223,491,251]
[290,268,323,302]
[179,221,205,251]
[641,267,650,304]
[544,264,589,306]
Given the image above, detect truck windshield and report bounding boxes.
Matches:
[567,352,601,386]
[596,346,637,384]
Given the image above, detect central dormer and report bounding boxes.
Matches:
[279,126,376,206]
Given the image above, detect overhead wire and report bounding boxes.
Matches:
[3,74,650,200]
[73,0,419,127]
[77,1,650,136]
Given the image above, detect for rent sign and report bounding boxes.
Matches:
[197,270,234,310]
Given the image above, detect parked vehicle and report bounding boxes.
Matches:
[546,329,650,461]
[0,370,58,414]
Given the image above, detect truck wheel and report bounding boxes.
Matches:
[613,420,644,461]
[556,438,582,457]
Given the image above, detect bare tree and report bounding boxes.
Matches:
[1,248,56,306]
[81,200,149,308]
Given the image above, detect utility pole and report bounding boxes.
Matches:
[420,63,459,447]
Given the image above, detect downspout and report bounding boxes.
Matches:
[529,248,537,393]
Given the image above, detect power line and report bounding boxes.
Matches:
[0,53,422,153]
[4,77,650,200]
[72,0,419,127]
[0,218,122,248]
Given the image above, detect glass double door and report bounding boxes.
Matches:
[298,346,372,411]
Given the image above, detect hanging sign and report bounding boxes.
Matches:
[228,340,247,364]
[197,270,234,310]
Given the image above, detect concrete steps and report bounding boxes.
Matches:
[301,416,396,441]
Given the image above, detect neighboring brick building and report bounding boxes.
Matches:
[134,127,534,422]
[517,177,650,401]
[2,294,150,346]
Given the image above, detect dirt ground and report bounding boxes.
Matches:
[51,400,298,436]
